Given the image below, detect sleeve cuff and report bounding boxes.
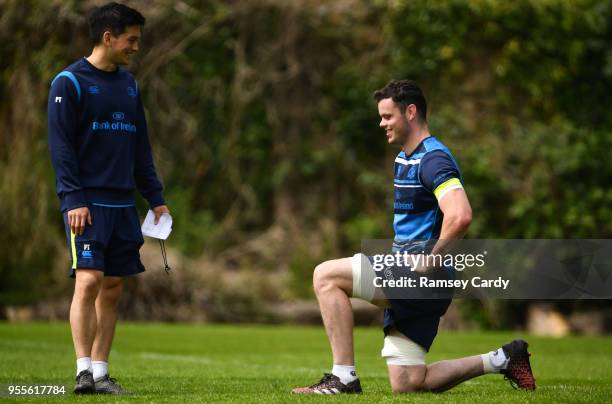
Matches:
[63,190,88,211]
[145,192,165,209]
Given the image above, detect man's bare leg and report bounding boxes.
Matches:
[312,258,355,365]
[70,270,103,361]
[292,257,365,394]
[388,355,484,393]
[91,277,123,381]
[91,277,123,362]
[388,337,537,393]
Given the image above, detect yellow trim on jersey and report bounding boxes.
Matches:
[433,177,463,200]
[71,231,77,269]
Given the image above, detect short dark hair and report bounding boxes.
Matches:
[88,2,145,45]
[374,80,427,122]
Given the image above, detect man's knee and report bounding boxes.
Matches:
[313,261,334,293]
[388,365,428,394]
[313,258,353,295]
[99,278,123,303]
[74,270,103,299]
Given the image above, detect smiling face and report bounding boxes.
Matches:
[106,25,141,65]
[377,98,411,145]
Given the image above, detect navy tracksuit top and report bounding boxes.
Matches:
[48,57,164,212]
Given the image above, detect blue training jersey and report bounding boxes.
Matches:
[48,58,164,212]
[385,135,464,351]
[393,136,463,243]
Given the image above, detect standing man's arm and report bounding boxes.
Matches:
[48,76,91,235]
[133,85,169,224]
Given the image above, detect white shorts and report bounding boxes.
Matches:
[350,253,426,366]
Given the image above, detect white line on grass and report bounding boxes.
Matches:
[140,352,214,364]
[0,339,71,352]
[137,351,325,374]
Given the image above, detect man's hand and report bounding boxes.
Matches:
[413,186,472,274]
[408,254,430,274]
[67,206,92,236]
[153,205,170,224]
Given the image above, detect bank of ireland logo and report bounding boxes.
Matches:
[81,244,93,259]
[127,86,136,97]
[92,110,136,132]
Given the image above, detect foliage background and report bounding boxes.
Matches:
[1,0,611,326]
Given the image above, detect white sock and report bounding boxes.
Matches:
[92,361,108,382]
[76,357,93,376]
[332,364,357,384]
[481,348,509,374]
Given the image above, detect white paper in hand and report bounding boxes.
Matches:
[141,210,173,240]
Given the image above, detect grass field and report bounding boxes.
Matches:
[1,322,611,403]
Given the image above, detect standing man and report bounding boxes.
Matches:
[48,2,169,394]
[292,80,535,394]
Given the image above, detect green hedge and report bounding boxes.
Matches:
[1,0,610,305]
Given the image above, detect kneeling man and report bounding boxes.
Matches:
[292,80,535,394]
